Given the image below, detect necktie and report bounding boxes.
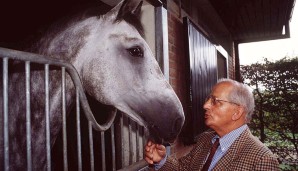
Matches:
[202,138,220,171]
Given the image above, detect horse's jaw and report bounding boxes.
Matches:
[113,89,185,144]
[113,104,165,144]
[116,105,147,127]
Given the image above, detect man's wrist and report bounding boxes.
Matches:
[154,154,167,170]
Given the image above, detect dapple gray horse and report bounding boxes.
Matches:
[0,0,184,170]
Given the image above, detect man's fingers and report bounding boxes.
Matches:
[144,152,154,164]
[145,145,150,152]
[156,144,166,154]
[144,140,165,165]
[156,144,165,150]
[144,151,152,159]
[144,156,153,164]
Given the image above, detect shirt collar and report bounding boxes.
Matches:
[212,124,248,152]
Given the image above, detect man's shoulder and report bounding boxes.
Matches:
[238,129,275,156]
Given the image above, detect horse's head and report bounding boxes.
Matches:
[53,0,184,143]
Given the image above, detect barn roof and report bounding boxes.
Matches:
[198,0,296,43]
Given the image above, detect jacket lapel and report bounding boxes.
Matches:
[195,130,217,169]
[198,139,214,167]
[213,128,250,170]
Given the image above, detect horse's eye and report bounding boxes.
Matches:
[127,46,143,58]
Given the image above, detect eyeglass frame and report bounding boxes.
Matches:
[205,95,240,106]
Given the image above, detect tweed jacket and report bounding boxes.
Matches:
[159,128,279,171]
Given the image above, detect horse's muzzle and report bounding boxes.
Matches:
[148,116,184,144]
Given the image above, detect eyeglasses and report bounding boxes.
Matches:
[205,95,240,106]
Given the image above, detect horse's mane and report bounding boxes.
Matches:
[30,2,144,56]
[116,11,144,38]
[29,3,111,54]
[114,0,145,38]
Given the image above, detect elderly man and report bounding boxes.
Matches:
[144,78,279,170]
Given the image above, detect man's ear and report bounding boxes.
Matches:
[232,106,245,121]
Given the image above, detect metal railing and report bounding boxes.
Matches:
[0,47,148,171]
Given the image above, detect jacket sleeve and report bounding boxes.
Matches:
[158,131,214,171]
[254,155,280,171]
[158,143,205,171]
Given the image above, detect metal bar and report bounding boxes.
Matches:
[111,124,116,171]
[142,127,145,151]
[101,131,106,171]
[76,89,82,171]
[25,61,32,171]
[0,48,152,170]
[128,119,133,164]
[61,67,68,171]
[0,47,116,131]
[120,113,124,168]
[3,57,9,171]
[45,64,51,171]
[117,159,148,171]
[155,5,169,81]
[136,124,140,160]
[88,122,94,171]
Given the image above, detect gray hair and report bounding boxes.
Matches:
[217,78,255,123]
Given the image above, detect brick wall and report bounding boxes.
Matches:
[167,11,190,118]
[167,5,195,152]
[166,1,236,150]
[228,55,235,79]
[228,42,236,79]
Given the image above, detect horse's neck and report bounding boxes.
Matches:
[45,73,76,143]
[36,70,76,127]
[37,18,92,62]
[2,68,77,170]
[14,68,76,138]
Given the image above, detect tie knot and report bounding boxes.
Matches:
[211,138,220,152]
[213,138,220,147]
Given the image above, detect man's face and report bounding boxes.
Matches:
[203,82,240,134]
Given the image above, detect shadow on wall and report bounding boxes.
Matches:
[0,0,109,50]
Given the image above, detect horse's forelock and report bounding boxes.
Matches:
[107,0,144,37]
[116,13,145,38]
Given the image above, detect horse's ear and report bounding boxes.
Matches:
[104,0,144,36]
[117,0,143,20]
[132,1,143,17]
[103,0,125,19]
[104,0,143,21]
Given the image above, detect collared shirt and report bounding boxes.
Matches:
[207,124,248,170]
[154,124,248,170]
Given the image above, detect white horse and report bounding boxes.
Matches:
[0,0,185,170]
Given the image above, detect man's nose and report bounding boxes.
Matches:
[203,100,211,109]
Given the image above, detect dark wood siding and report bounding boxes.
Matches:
[183,18,217,142]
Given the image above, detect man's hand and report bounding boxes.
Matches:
[144,140,166,165]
